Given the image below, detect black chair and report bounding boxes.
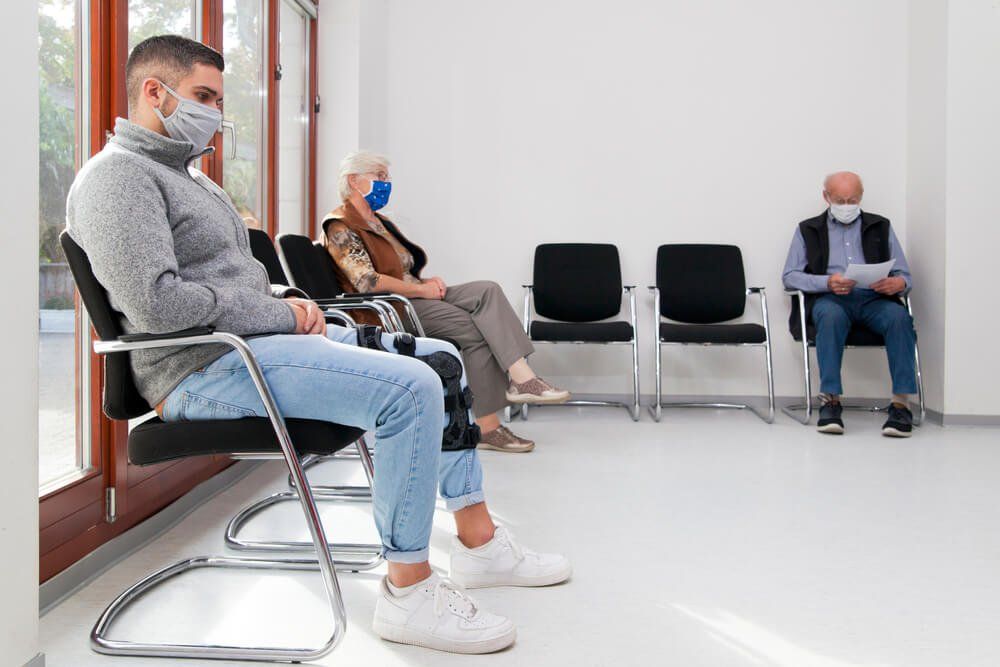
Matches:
[275,232,423,335]
[782,289,926,425]
[61,231,365,662]
[648,244,774,423]
[520,243,640,420]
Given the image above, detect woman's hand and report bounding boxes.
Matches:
[421,277,447,299]
[286,297,326,334]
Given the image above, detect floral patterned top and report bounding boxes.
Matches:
[324,217,423,292]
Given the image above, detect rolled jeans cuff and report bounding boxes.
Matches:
[444,490,485,512]
[382,546,431,564]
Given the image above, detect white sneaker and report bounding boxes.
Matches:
[372,574,516,654]
[450,525,572,589]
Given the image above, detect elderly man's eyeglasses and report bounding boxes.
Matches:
[368,170,391,182]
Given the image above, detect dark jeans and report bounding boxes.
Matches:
[812,290,917,396]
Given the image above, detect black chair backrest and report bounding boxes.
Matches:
[59,231,153,420]
[277,233,342,299]
[532,243,623,322]
[248,228,289,285]
[656,244,747,323]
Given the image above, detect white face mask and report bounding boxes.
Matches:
[152,80,222,155]
[829,203,861,224]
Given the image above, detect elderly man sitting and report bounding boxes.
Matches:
[782,171,917,437]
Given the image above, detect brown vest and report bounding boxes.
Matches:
[321,200,428,326]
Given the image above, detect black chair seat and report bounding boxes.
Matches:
[796,324,890,347]
[129,417,365,466]
[530,320,633,343]
[659,322,766,344]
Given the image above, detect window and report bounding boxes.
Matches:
[222,0,266,230]
[276,0,312,237]
[38,0,92,494]
[128,0,200,51]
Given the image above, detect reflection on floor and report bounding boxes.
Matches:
[40,407,1000,666]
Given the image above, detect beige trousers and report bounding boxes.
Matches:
[411,281,535,417]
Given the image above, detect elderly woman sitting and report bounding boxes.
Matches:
[322,151,569,453]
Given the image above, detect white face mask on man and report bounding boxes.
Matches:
[152,80,223,155]
[829,203,861,224]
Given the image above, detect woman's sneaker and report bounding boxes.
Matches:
[478,426,535,453]
[882,403,913,438]
[373,574,516,654]
[450,525,572,589]
[505,377,570,404]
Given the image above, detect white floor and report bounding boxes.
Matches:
[40,407,1000,667]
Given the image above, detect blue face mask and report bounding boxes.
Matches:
[364,180,392,211]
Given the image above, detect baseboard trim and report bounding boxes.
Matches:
[39,460,262,615]
[23,653,45,667]
[925,409,1000,426]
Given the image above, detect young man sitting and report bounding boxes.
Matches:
[66,35,570,654]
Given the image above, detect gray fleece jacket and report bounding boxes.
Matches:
[66,118,297,406]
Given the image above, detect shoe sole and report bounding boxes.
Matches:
[817,423,844,434]
[882,427,912,438]
[451,563,573,589]
[477,442,535,453]
[505,391,571,405]
[373,618,516,654]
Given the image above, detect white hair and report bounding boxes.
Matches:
[338,150,391,201]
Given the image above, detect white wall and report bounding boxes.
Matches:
[941,0,1000,417]
[0,3,42,666]
[322,0,910,399]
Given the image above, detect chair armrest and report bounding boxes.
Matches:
[522,284,533,289]
[784,289,806,299]
[117,326,215,343]
[272,285,308,299]
[339,291,393,298]
[747,286,765,294]
[623,285,636,291]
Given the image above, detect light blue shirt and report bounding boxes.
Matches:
[781,211,912,293]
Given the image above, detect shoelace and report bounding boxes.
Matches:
[496,527,525,562]
[432,578,479,619]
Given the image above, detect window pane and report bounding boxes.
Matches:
[128,0,199,51]
[38,0,89,490]
[277,0,310,237]
[222,0,265,230]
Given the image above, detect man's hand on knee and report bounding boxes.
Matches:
[285,297,325,334]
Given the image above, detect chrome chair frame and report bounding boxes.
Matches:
[90,331,349,662]
[649,286,775,423]
[780,289,926,426]
[519,284,641,421]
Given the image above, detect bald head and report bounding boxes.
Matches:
[823,171,864,205]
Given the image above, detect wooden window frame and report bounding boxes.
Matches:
[41,0,321,582]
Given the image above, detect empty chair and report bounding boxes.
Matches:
[61,231,359,662]
[649,244,774,423]
[521,243,639,420]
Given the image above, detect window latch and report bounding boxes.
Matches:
[314,94,321,114]
[275,63,283,81]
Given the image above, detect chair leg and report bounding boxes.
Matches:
[781,337,813,425]
[650,339,663,422]
[762,337,775,424]
[913,338,926,426]
[630,337,641,421]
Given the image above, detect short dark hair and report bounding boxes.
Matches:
[125,35,225,112]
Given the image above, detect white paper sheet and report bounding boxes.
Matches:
[843,259,896,287]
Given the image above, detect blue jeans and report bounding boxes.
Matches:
[161,324,485,564]
[811,290,917,396]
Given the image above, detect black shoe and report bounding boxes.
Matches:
[882,403,913,438]
[817,401,844,434]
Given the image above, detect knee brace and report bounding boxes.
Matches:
[356,325,480,451]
